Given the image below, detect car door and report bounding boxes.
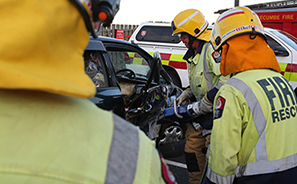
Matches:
[103,42,156,109]
[85,40,125,118]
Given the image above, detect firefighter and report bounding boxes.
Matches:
[203,6,297,184]
[0,0,176,183]
[171,9,229,184]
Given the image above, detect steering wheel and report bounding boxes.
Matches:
[116,69,136,79]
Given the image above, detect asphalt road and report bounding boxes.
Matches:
[165,154,190,184]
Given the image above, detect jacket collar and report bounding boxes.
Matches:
[183,40,206,62]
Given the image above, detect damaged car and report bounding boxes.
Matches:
[84,36,186,158]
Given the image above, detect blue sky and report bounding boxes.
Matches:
[112,0,282,25]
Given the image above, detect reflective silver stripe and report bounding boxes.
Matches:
[105,114,139,184]
[238,152,297,177]
[189,11,199,19]
[226,77,297,177]
[203,43,214,90]
[215,82,223,90]
[177,11,199,27]
[206,167,235,184]
[226,78,268,163]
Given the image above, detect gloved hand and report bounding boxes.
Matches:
[199,95,213,114]
[186,95,213,117]
[165,95,214,123]
[176,88,193,106]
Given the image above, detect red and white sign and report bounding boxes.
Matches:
[141,30,146,37]
[115,29,125,40]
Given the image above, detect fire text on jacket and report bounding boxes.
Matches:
[257,76,297,123]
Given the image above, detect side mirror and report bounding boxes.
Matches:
[274,46,289,56]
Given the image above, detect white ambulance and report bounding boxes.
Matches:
[129,22,297,92]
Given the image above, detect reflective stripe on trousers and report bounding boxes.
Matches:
[105,114,139,184]
[226,77,297,177]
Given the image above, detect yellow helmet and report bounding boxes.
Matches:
[172,9,209,40]
[210,6,264,50]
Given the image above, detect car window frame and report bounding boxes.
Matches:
[103,41,173,86]
[84,50,110,88]
[103,42,157,82]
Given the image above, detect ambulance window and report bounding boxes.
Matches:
[266,35,290,57]
[276,30,297,51]
[266,35,282,51]
[136,26,180,44]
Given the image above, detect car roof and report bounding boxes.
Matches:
[86,36,143,52]
[87,36,153,58]
[90,36,139,47]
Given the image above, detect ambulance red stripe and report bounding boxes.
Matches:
[168,61,187,70]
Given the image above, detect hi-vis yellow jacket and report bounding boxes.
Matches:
[0,0,176,183]
[0,89,174,184]
[207,69,297,184]
[188,42,229,99]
